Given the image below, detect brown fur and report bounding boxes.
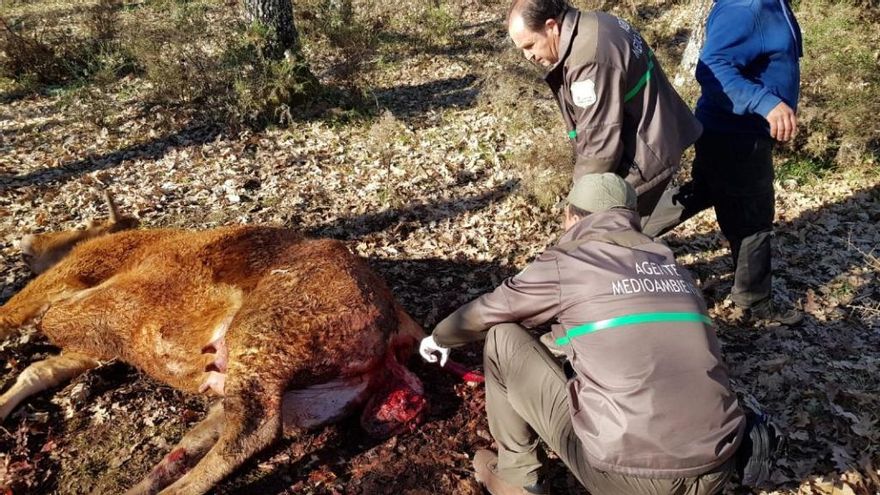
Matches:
[20,190,140,274]
[1,221,426,495]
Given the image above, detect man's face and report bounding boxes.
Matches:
[508,12,561,68]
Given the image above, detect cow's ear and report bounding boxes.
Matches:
[100,189,139,230]
[104,189,121,224]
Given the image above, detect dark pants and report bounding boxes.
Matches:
[642,132,775,308]
[638,177,674,231]
[484,323,734,495]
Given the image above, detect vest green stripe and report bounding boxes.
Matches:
[569,52,654,139]
[555,311,713,346]
[624,52,655,103]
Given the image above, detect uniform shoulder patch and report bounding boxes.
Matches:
[571,79,597,108]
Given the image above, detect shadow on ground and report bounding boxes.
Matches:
[303,178,519,241]
[666,182,879,310]
[373,75,481,121]
[0,125,222,192]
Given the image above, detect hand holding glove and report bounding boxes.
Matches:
[419,335,450,367]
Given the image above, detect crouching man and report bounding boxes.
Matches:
[420,173,750,495]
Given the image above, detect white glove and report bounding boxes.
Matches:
[419,335,450,367]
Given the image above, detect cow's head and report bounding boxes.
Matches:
[20,191,139,274]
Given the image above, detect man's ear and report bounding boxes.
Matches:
[563,205,578,228]
[544,18,560,37]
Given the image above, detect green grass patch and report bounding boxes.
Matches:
[0,0,135,93]
[776,156,836,184]
[794,0,880,166]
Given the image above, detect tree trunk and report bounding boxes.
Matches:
[673,0,712,91]
[243,0,300,59]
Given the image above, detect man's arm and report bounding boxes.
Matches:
[566,62,627,180]
[696,3,783,119]
[432,251,561,348]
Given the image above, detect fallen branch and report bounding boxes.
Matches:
[847,304,880,316]
[847,234,879,271]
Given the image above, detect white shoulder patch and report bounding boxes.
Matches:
[571,79,597,108]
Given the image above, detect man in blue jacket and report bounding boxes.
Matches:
[651,0,804,325]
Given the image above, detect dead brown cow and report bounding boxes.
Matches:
[0,198,442,495]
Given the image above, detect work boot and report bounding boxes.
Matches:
[473,450,549,495]
[746,300,804,326]
[736,410,784,487]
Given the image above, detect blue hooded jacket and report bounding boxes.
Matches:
[695,0,803,135]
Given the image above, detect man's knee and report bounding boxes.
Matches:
[484,323,535,371]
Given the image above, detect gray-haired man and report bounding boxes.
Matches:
[420,174,750,495]
[505,0,701,232]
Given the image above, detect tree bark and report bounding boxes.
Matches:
[243,0,300,59]
[673,0,712,91]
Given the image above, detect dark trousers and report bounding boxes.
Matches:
[638,176,674,230]
[642,132,775,308]
[485,323,734,494]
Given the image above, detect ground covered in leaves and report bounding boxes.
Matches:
[1,1,879,494]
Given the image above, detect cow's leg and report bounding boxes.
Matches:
[0,352,99,421]
[395,302,426,340]
[125,402,225,495]
[156,382,282,495]
[391,303,483,383]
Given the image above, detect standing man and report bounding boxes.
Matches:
[420,173,749,495]
[506,0,702,228]
[653,0,804,325]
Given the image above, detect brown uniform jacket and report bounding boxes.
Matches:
[548,9,703,194]
[433,209,744,478]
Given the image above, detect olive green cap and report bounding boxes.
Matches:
[566,173,637,213]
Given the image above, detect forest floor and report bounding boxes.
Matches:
[1,1,878,494]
